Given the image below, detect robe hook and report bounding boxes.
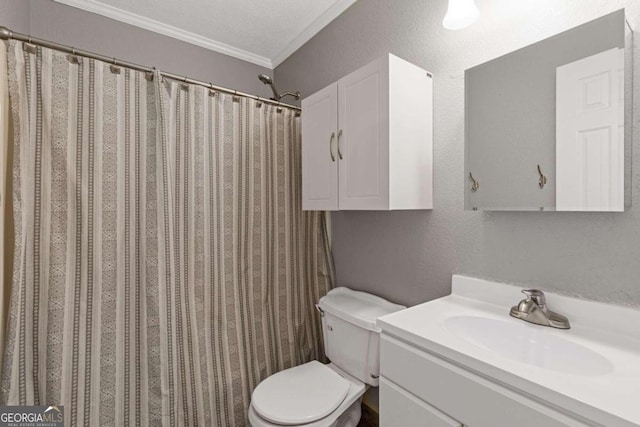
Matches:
[537,164,547,189]
[469,172,480,192]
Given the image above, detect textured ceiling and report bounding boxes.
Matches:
[53,0,357,67]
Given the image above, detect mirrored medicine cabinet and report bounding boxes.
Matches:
[465,9,633,212]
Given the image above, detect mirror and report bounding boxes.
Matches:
[465,10,633,211]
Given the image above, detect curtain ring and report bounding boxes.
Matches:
[72,47,76,55]
[28,36,32,43]
[113,58,118,66]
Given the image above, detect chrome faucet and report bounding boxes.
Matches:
[509,289,570,329]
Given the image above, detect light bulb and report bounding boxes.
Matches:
[442,0,479,30]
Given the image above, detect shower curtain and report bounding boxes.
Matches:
[0,40,333,426]
[0,40,11,371]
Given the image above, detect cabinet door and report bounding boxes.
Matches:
[380,377,462,427]
[381,334,591,427]
[338,58,389,210]
[302,83,339,210]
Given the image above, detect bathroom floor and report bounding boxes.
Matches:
[357,404,379,427]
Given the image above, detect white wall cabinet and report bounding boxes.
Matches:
[301,82,339,210]
[302,54,433,211]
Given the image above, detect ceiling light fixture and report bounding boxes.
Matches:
[442,0,479,30]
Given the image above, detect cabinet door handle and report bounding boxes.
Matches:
[329,132,336,162]
[337,129,343,160]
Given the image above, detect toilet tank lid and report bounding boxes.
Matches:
[318,287,406,331]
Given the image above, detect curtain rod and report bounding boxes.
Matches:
[0,26,302,112]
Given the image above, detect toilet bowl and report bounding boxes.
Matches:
[248,362,365,427]
[248,287,406,427]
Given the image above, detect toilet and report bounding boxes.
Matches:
[248,287,406,427]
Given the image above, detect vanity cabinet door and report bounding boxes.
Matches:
[380,377,462,427]
[302,82,339,210]
[381,335,590,427]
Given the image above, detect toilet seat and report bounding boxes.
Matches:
[252,361,350,425]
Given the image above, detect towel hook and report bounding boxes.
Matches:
[469,172,480,192]
[537,164,547,189]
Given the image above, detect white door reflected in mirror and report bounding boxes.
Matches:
[556,48,624,212]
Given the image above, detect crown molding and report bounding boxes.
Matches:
[52,0,274,68]
[52,0,358,70]
[271,0,357,67]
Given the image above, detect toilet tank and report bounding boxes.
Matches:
[317,288,405,387]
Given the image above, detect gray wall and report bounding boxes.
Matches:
[0,0,30,34]
[1,0,273,97]
[275,0,640,307]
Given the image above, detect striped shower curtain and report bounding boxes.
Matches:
[0,40,333,426]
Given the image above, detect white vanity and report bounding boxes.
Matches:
[377,275,640,427]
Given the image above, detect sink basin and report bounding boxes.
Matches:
[444,316,613,376]
[377,275,640,426]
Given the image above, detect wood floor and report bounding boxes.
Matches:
[357,403,379,427]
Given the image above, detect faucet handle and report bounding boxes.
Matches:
[522,289,547,310]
